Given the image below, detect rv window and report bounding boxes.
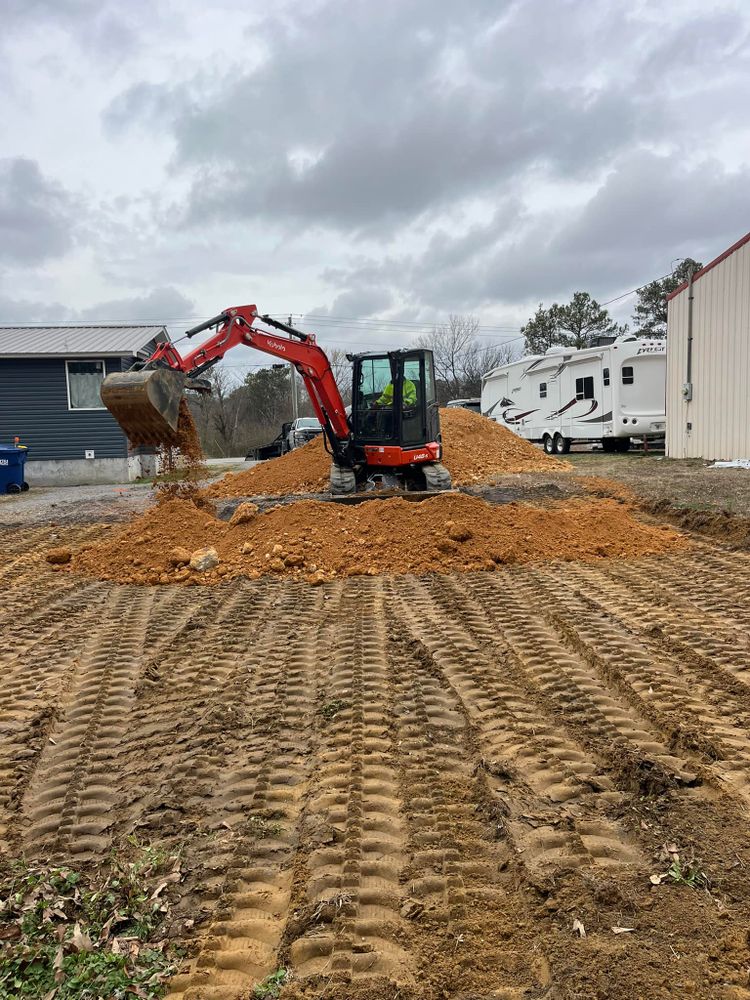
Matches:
[539,382,547,399]
[575,375,594,400]
[622,366,634,385]
[603,367,610,387]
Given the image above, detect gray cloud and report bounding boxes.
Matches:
[318,152,750,317]
[106,0,669,235]
[0,286,194,325]
[76,286,196,322]
[0,158,77,264]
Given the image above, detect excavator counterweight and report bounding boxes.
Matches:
[100,368,186,447]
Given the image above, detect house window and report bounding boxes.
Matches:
[66,360,106,409]
[575,375,594,400]
[603,367,610,387]
[539,382,547,399]
[622,366,634,385]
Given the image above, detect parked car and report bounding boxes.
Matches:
[446,398,481,413]
[285,417,323,452]
[245,421,292,461]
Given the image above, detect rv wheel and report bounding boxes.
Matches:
[543,435,554,455]
[553,434,570,455]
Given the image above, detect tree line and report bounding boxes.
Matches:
[521,258,701,354]
[190,259,701,456]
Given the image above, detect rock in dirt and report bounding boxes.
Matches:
[229,502,260,526]
[189,547,220,572]
[45,547,72,565]
[168,547,191,566]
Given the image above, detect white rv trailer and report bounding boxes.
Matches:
[481,335,666,454]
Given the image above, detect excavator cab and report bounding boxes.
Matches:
[350,349,440,449]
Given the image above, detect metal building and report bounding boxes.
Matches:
[666,230,750,460]
[0,324,167,485]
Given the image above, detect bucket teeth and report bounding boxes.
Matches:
[100,369,186,447]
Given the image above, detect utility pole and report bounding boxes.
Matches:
[288,315,299,421]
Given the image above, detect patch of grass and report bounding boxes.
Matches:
[247,815,283,839]
[0,844,183,999]
[253,968,290,998]
[318,699,347,721]
[664,856,710,890]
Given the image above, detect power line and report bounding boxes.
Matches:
[599,272,672,307]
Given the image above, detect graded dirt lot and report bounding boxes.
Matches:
[3,447,750,998]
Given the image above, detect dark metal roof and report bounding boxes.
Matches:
[0,324,168,358]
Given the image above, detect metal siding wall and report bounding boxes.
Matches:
[666,292,688,456]
[0,358,129,461]
[667,242,750,459]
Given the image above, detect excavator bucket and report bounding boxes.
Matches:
[100,368,187,447]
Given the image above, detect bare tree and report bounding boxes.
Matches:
[190,367,244,456]
[415,315,520,403]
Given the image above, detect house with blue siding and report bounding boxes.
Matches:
[0,324,169,485]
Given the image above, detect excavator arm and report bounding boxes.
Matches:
[101,305,351,459]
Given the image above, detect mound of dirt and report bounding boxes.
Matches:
[440,406,566,482]
[207,408,566,498]
[67,493,685,586]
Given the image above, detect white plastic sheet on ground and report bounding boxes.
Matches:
[710,459,750,469]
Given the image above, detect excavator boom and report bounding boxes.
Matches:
[100,306,351,455]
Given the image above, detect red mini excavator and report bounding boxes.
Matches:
[100,304,451,494]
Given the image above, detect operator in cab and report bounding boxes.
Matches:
[374,377,417,409]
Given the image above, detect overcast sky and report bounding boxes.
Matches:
[1,0,749,366]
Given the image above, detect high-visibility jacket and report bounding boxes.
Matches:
[376,379,417,407]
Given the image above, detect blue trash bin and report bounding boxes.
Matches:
[0,444,29,494]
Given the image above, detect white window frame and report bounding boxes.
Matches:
[65,359,108,411]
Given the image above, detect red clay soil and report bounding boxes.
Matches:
[207,408,567,498]
[153,401,211,505]
[66,493,686,587]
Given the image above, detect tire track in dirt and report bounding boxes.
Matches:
[166,582,331,1000]
[384,611,552,997]
[279,577,413,994]
[388,575,642,875]
[0,523,106,591]
[0,581,113,850]
[456,572,697,787]
[597,555,750,688]
[534,561,750,805]
[21,587,154,857]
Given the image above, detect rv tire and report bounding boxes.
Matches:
[543,435,554,455]
[601,438,617,452]
[615,437,631,453]
[553,434,570,455]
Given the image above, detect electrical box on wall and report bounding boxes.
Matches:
[85,449,95,459]
[682,382,693,401]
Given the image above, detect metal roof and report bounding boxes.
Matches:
[667,229,750,301]
[0,324,169,358]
